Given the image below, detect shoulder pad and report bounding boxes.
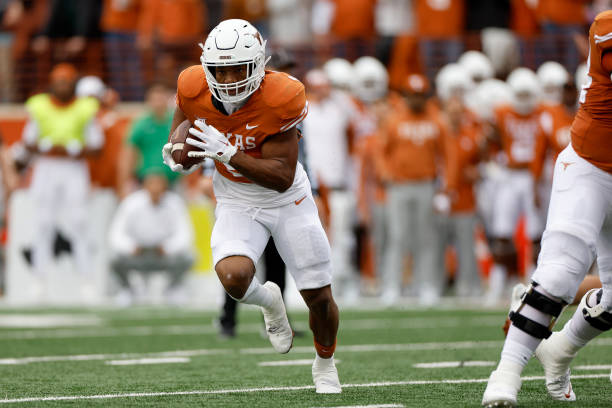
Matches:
[260,71,306,121]
[177,65,208,99]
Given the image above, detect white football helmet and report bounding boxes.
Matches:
[76,76,106,99]
[507,67,541,115]
[435,63,473,103]
[352,56,388,103]
[575,62,588,92]
[536,61,569,104]
[458,50,494,83]
[200,19,269,104]
[470,78,513,121]
[323,58,354,90]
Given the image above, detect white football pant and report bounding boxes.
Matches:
[30,157,90,277]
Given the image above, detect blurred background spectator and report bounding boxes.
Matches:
[109,170,194,305]
[118,82,177,197]
[22,63,103,298]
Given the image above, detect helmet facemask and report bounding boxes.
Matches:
[201,44,269,104]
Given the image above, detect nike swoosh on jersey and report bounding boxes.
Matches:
[246,123,259,129]
[295,196,306,205]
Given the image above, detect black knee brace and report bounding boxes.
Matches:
[509,282,566,339]
[583,289,612,331]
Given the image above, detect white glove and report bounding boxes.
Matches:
[162,142,202,175]
[432,192,451,215]
[65,139,83,157]
[37,138,53,153]
[186,119,238,164]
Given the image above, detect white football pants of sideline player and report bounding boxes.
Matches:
[437,213,481,297]
[328,189,357,297]
[383,181,438,301]
[532,144,612,306]
[491,168,543,240]
[30,157,90,278]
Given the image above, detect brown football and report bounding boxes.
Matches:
[170,120,205,170]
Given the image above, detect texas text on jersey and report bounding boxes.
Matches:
[176,65,310,207]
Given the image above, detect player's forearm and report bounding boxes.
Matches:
[229,151,295,193]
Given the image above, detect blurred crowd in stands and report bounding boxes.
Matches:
[0,0,606,311]
[0,0,611,102]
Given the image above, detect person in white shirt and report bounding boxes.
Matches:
[108,171,194,300]
[302,69,358,301]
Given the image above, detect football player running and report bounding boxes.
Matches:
[482,11,612,407]
[162,19,341,393]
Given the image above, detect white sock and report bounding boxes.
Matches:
[562,291,604,349]
[314,353,334,365]
[238,278,275,309]
[488,263,507,299]
[498,290,554,372]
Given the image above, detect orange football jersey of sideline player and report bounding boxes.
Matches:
[571,10,612,173]
[494,105,546,171]
[176,65,308,184]
[380,105,445,182]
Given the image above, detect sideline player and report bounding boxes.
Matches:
[162,19,341,393]
[482,11,612,407]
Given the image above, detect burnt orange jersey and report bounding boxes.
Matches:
[381,105,445,182]
[176,65,308,184]
[444,122,481,213]
[571,10,612,173]
[540,104,573,158]
[494,105,546,169]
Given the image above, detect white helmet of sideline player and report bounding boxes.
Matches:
[323,58,354,90]
[435,63,473,103]
[458,50,494,84]
[470,78,513,121]
[76,76,106,100]
[352,56,388,103]
[536,61,569,104]
[200,19,269,104]
[507,67,541,115]
[575,62,588,92]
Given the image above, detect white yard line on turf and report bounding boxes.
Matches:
[105,357,191,366]
[574,364,612,370]
[0,317,504,340]
[0,315,103,328]
[2,337,612,365]
[311,404,404,408]
[0,374,609,404]
[413,361,495,368]
[258,359,341,367]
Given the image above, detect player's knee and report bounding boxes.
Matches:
[533,231,595,301]
[509,282,566,339]
[491,238,516,267]
[301,286,336,318]
[216,256,255,299]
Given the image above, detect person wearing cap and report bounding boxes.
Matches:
[108,169,194,305]
[22,63,104,291]
[377,73,447,306]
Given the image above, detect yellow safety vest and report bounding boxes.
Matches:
[25,94,99,147]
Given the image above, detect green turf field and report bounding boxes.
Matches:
[0,305,610,407]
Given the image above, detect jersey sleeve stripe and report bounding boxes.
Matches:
[280,101,309,132]
[595,32,612,44]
